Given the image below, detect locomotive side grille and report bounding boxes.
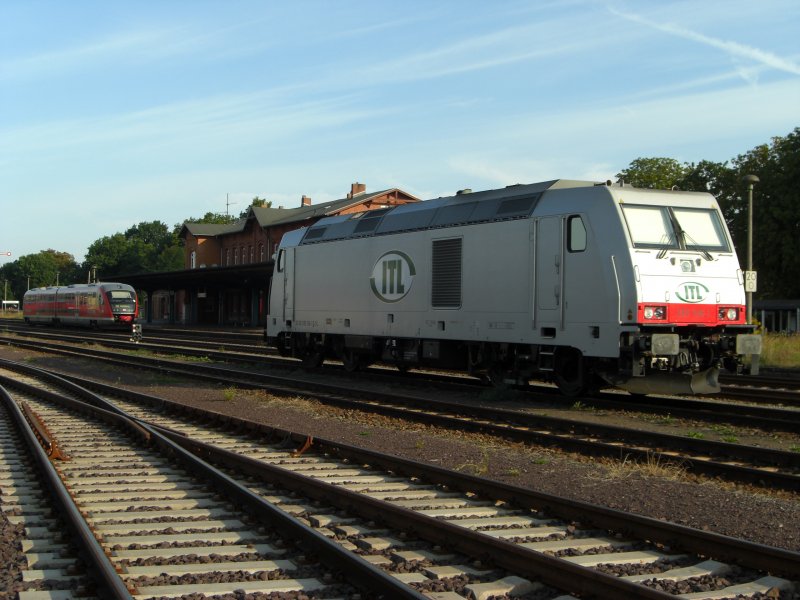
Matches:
[432,238,462,308]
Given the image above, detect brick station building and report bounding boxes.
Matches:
[119,183,418,326]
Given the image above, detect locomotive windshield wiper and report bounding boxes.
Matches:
[656,233,676,259]
[680,230,714,261]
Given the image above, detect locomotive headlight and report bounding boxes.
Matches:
[644,306,666,320]
[718,307,739,321]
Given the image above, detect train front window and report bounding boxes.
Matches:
[622,205,729,253]
[622,205,676,249]
[671,208,729,252]
[108,290,135,305]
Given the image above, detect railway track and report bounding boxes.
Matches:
[1,368,425,599]
[2,360,798,599]
[0,334,799,495]
[3,324,800,407]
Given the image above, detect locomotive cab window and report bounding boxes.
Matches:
[567,216,586,252]
[621,204,729,253]
[108,290,135,304]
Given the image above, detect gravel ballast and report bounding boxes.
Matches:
[1,344,799,557]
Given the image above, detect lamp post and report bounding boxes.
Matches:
[742,174,759,324]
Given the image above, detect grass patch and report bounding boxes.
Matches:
[596,452,687,481]
[686,431,704,439]
[456,449,490,476]
[756,333,800,369]
[222,387,237,401]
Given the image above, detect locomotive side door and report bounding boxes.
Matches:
[534,216,563,328]
[282,247,295,323]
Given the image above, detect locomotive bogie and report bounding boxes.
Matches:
[267,179,760,396]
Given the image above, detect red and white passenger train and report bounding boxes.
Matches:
[23,282,139,328]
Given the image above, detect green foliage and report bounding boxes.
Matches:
[618,127,800,298]
[236,196,274,218]
[83,220,183,277]
[617,157,689,189]
[0,249,81,299]
[183,211,238,225]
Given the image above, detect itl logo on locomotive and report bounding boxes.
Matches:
[675,281,710,303]
[370,251,416,303]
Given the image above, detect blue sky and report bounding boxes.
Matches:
[2,1,798,263]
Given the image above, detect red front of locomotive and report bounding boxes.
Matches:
[100,283,139,324]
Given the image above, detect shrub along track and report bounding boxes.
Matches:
[1,360,798,599]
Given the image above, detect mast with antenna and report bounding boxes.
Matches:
[226,193,237,217]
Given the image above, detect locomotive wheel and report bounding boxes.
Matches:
[342,350,362,372]
[487,363,511,387]
[553,347,587,397]
[301,349,325,369]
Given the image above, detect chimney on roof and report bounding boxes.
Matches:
[301,195,312,207]
[347,182,366,199]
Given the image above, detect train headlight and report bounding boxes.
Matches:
[718,307,739,321]
[643,306,666,320]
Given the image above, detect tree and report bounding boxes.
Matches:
[617,127,800,298]
[729,129,800,298]
[616,157,690,189]
[184,211,237,225]
[237,196,273,218]
[0,250,80,300]
[83,220,183,277]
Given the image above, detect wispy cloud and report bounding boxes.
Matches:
[350,20,595,85]
[609,7,800,77]
[0,87,395,164]
[0,29,176,81]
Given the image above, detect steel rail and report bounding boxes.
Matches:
[0,368,428,600]
[5,356,800,586]
[157,425,677,600]
[147,408,800,578]
[0,385,135,600]
[3,326,799,405]
[1,344,799,490]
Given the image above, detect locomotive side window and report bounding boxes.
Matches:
[276,249,285,273]
[567,216,586,252]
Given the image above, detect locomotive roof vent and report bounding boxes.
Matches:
[456,188,472,195]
